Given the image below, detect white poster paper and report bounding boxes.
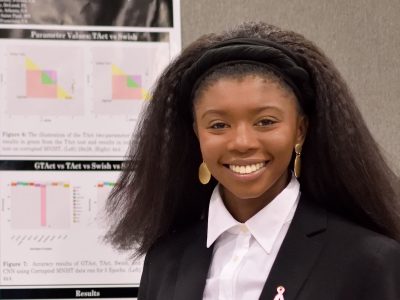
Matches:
[0,0,181,299]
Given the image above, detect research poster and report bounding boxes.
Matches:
[0,0,181,299]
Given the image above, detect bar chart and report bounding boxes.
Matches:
[10,182,71,229]
[95,181,115,228]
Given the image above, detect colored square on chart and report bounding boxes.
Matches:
[112,74,142,99]
[26,70,57,98]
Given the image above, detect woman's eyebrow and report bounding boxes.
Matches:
[200,106,283,120]
[251,105,283,113]
[200,109,227,120]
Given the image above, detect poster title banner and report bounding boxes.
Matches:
[0,29,169,42]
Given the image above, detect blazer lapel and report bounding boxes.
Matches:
[174,221,213,300]
[259,196,327,300]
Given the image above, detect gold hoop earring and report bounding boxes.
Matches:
[198,162,211,185]
[294,144,302,178]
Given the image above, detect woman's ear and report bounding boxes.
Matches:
[296,116,309,145]
[193,122,199,138]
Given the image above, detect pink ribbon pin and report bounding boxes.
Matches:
[273,286,285,300]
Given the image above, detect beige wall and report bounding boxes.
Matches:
[180,0,400,171]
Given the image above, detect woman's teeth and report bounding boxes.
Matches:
[229,162,265,174]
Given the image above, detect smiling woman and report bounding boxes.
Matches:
[193,73,306,222]
[105,22,400,300]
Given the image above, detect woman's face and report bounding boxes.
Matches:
[194,75,307,219]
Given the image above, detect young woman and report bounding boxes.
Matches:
[106,22,400,299]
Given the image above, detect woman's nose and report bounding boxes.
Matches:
[227,123,259,153]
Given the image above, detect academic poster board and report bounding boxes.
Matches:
[0,1,181,299]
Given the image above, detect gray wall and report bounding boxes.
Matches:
[180,0,400,172]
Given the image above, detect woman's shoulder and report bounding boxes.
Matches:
[145,219,207,263]
[300,195,399,253]
[319,210,400,298]
[325,209,400,259]
[138,219,210,299]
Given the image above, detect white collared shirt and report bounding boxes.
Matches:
[203,176,300,300]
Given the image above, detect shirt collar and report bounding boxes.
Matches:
[206,175,300,254]
[206,185,239,248]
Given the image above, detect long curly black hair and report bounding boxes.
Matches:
[105,22,400,256]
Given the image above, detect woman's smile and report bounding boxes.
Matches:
[227,161,266,175]
[223,160,268,183]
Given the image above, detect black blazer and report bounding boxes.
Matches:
[138,196,400,300]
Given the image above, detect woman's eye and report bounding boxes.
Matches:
[255,119,275,126]
[210,122,228,129]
